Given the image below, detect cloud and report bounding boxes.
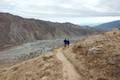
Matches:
[96,0,120,12]
[0,0,120,24]
[3,0,120,16]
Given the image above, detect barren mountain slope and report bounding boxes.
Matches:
[0,29,119,80]
[0,12,101,50]
[0,53,63,80]
[63,28,120,80]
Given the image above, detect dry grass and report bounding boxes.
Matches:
[0,28,120,80]
[63,28,120,80]
[0,53,63,80]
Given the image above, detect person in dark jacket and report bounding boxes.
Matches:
[64,38,67,47]
[64,38,70,47]
[67,39,70,46]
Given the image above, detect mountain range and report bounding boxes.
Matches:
[0,12,101,50]
[96,20,120,30]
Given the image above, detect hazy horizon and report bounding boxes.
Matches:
[1,0,120,25]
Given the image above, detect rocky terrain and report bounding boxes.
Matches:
[0,28,119,80]
[0,53,63,80]
[0,12,101,50]
[0,38,81,63]
[63,28,120,80]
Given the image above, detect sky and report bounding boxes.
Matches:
[0,0,120,25]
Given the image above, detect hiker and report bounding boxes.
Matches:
[64,38,67,47]
[64,38,70,47]
[67,39,70,46]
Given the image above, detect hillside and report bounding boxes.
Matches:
[96,20,120,30]
[0,53,63,80]
[0,28,120,80]
[0,12,101,50]
[63,28,120,80]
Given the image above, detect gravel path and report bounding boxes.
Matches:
[56,48,81,80]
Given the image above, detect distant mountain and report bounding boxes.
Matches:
[96,20,120,30]
[0,12,101,50]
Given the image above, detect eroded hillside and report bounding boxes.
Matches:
[0,28,120,80]
[63,28,120,80]
[0,53,63,80]
[0,12,101,50]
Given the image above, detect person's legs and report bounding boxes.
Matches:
[64,44,66,47]
[64,41,67,47]
[67,40,70,46]
[66,41,69,47]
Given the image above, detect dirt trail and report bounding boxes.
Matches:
[55,48,80,80]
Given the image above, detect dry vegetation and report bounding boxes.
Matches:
[63,28,120,80]
[0,28,120,80]
[0,53,63,80]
